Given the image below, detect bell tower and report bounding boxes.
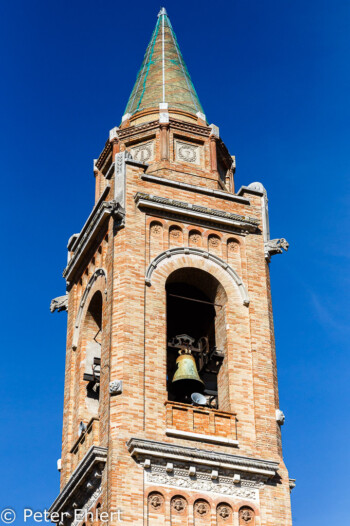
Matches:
[50,7,293,526]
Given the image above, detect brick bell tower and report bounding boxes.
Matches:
[49,7,293,526]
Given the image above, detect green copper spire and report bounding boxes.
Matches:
[124,8,204,118]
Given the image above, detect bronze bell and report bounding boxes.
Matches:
[172,349,204,395]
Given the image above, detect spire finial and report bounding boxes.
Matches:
[158,7,167,17]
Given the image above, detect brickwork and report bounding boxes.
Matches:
[51,11,293,526]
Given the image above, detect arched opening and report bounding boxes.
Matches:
[166,268,228,409]
[82,291,103,415]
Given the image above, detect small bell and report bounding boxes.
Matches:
[171,349,204,395]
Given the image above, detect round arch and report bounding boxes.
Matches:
[145,247,249,306]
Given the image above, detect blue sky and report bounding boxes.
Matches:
[0,1,349,524]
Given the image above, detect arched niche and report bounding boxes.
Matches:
[166,267,229,410]
[72,268,107,350]
[80,290,103,415]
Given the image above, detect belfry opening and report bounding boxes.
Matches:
[81,291,102,414]
[166,268,228,409]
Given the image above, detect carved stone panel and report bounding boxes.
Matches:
[150,221,164,259]
[169,225,183,247]
[188,229,202,247]
[148,492,165,512]
[130,141,154,163]
[226,238,241,274]
[175,140,200,165]
[239,507,255,525]
[217,503,233,524]
[194,499,211,524]
[208,234,221,256]
[171,496,188,525]
[148,491,166,526]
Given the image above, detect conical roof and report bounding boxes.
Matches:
[124,8,204,118]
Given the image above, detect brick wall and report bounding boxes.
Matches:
[57,116,293,524]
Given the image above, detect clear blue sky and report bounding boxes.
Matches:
[1,1,349,524]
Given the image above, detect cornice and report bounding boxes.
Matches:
[49,446,108,515]
[134,192,259,232]
[63,198,124,284]
[117,117,211,143]
[117,120,159,140]
[141,174,250,204]
[96,140,112,170]
[169,118,210,137]
[69,186,111,253]
[127,438,279,478]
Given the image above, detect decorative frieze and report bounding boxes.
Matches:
[134,192,259,232]
[145,464,260,501]
[127,438,279,479]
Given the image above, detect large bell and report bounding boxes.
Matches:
[172,349,204,395]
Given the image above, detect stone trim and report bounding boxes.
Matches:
[141,174,250,204]
[117,120,159,140]
[63,200,124,283]
[96,141,112,170]
[49,446,108,515]
[236,185,265,197]
[134,193,259,232]
[145,247,250,306]
[169,118,211,137]
[70,417,99,454]
[127,438,279,478]
[125,158,149,169]
[70,185,111,254]
[165,428,239,447]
